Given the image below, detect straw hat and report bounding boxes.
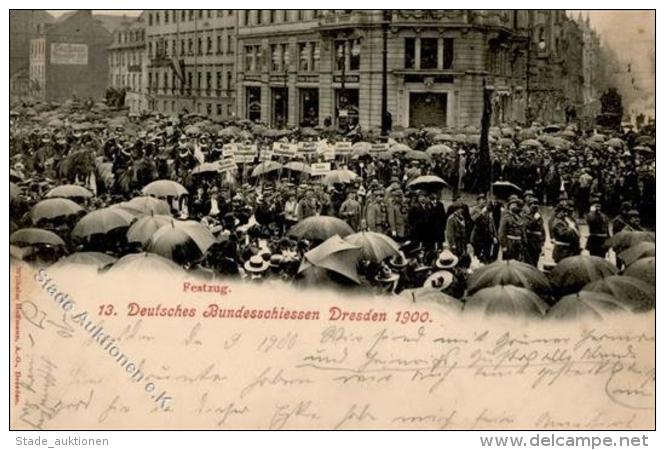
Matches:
[434,248,459,270]
[244,255,269,273]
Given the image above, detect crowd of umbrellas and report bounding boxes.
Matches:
[10,179,655,320]
[9,100,656,320]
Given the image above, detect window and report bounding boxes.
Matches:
[207,36,212,54]
[198,10,203,19]
[271,44,280,71]
[148,12,153,26]
[217,35,222,54]
[165,11,169,24]
[420,38,438,69]
[312,42,320,71]
[349,39,360,71]
[244,10,249,26]
[217,104,223,116]
[227,71,232,91]
[217,72,222,90]
[189,10,194,21]
[334,41,345,71]
[207,10,212,19]
[443,38,454,69]
[181,11,186,21]
[227,34,233,54]
[198,38,203,55]
[172,39,177,56]
[188,39,193,55]
[206,72,212,91]
[299,43,311,71]
[269,10,275,23]
[197,72,202,90]
[256,10,262,24]
[297,10,302,21]
[181,40,185,56]
[405,38,416,69]
[155,11,160,25]
[207,103,212,115]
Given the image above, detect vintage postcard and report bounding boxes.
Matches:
[8,8,655,431]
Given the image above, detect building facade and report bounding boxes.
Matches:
[29,11,112,102]
[108,13,148,113]
[525,10,585,124]
[235,10,530,130]
[10,10,54,99]
[144,10,237,119]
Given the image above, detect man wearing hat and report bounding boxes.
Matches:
[523,199,546,266]
[445,202,467,259]
[386,188,407,240]
[585,196,609,257]
[366,189,388,233]
[470,195,498,264]
[339,191,362,231]
[550,201,581,263]
[611,201,632,234]
[498,195,526,262]
[243,255,270,280]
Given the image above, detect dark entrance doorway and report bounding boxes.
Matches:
[299,88,319,127]
[271,87,288,128]
[409,92,447,127]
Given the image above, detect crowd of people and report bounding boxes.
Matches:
[9,99,656,297]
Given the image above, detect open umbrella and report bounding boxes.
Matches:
[344,231,399,262]
[467,259,551,295]
[351,141,371,157]
[582,275,654,312]
[406,175,449,190]
[289,216,354,241]
[404,150,431,161]
[589,134,606,143]
[192,161,221,176]
[284,161,311,174]
[146,220,216,263]
[623,257,655,285]
[464,285,548,318]
[30,198,84,224]
[432,133,453,143]
[251,161,283,177]
[618,242,656,266]
[298,235,361,284]
[219,126,241,137]
[604,230,655,252]
[492,181,522,199]
[45,184,94,199]
[390,143,412,153]
[606,137,625,149]
[72,207,136,239]
[118,196,172,216]
[300,127,319,137]
[142,180,188,197]
[549,255,618,295]
[425,144,454,156]
[517,128,537,140]
[126,214,173,245]
[519,139,543,149]
[543,124,561,133]
[399,287,463,312]
[10,169,24,182]
[51,252,117,269]
[108,252,184,275]
[10,228,65,247]
[633,145,654,155]
[321,169,359,185]
[547,291,631,320]
[559,130,576,140]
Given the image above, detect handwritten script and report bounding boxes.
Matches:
[10,265,654,430]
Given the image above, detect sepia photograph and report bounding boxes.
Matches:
[6,5,657,440]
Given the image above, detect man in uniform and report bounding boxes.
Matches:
[550,201,581,262]
[585,196,610,257]
[498,195,526,261]
[611,201,633,234]
[523,198,546,266]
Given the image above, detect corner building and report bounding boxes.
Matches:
[236,10,529,130]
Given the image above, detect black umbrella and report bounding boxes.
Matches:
[492,181,522,199]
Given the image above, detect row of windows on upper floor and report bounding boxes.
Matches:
[146,10,337,27]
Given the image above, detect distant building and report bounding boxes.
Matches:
[144,10,238,119]
[10,10,54,98]
[108,13,148,113]
[29,10,113,102]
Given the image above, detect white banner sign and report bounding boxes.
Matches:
[272,142,297,158]
[222,144,237,158]
[310,162,332,176]
[51,43,88,65]
[334,142,353,155]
